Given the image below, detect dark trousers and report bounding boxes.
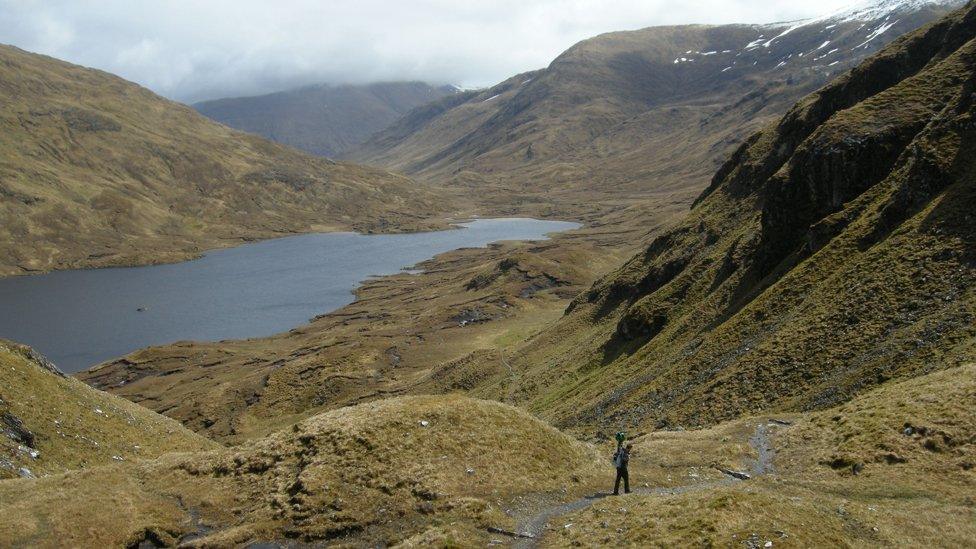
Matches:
[614,466,630,494]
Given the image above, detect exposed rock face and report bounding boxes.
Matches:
[60,107,122,132]
[0,411,34,448]
[504,1,976,433]
[3,340,65,378]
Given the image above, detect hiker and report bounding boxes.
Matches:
[613,443,632,495]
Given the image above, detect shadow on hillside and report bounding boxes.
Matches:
[917,156,976,267]
[599,331,650,366]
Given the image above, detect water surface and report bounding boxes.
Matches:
[0,218,579,373]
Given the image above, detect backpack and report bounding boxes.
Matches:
[612,449,623,468]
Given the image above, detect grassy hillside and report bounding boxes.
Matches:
[547,364,976,547]
[470,1,976,436]
[194,81,456,158]
[0,45,446,277]
[5,361,971,546]
[0,395,606,547]
[0,340,217,480]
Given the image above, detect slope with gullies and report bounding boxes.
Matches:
[462,1,976,436]
[0,341,217,480]
[0,394,607,547]
[0,45,445,277]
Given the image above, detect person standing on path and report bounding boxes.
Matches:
[613,443,632,495]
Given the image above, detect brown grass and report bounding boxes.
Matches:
[0,395,607,547]
[544,364,976,547]
[0,45,447,277]
[0,341,217,480]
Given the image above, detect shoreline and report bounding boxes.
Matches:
[0,212,586,279]
[0,217,583,375]
[1,219,444,279]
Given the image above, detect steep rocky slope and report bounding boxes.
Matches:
[0,340,217,480]
[475,0,976,435]
[0,45,445,277]
[349,0,963,216]
[194,81,456,158]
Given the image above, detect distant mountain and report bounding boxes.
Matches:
[0,46,445,276]
[348,0,964,210]
[194,82,457,158]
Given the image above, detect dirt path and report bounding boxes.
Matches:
[510,421,782,548]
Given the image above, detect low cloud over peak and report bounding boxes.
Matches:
[1,0,855,102]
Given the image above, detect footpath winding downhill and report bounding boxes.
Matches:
[512,422,782,548]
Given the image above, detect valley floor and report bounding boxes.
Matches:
[77,186,691,443]
[2,175,973,547]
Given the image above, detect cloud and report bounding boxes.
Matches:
[0,0,856,102]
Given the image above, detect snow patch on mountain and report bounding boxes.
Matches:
[672,0,958,73]
[855,19,900,48]
[738,0,962,66]
[825,0,961,23]
[760,0,962,39]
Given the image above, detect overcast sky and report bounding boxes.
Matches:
[1,0,858,103]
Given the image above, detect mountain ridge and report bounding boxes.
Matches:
[194,81,457,158]
[348,0,964,221]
